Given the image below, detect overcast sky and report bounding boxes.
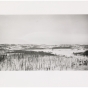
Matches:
[0,15,88,45]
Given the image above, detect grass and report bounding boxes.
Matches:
[0,50,88,71]
[8,50,56,56]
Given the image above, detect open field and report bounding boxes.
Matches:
[0,49,88,71]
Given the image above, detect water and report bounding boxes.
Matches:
[27,49,85,57]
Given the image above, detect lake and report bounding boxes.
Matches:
[27,49,85,57]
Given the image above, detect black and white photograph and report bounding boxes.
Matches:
[1,1,88,87]
[0,15,88,71]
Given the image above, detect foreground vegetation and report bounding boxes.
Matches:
[0,50,88,71]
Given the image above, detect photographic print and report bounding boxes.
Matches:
[0,15,88,71]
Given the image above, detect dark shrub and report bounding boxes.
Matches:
[83,50,88,56]
[0,55,5,62]
[73,50,88,56]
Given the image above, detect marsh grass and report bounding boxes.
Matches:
[0,51,88,71]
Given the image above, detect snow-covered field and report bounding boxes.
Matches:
[28,49,85,57]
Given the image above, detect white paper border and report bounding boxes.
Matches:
[0,1,88,14]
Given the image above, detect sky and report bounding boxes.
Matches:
[0,15,88,45]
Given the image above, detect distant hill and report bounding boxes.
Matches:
[52,46,72,49]
[0,44,88,50]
